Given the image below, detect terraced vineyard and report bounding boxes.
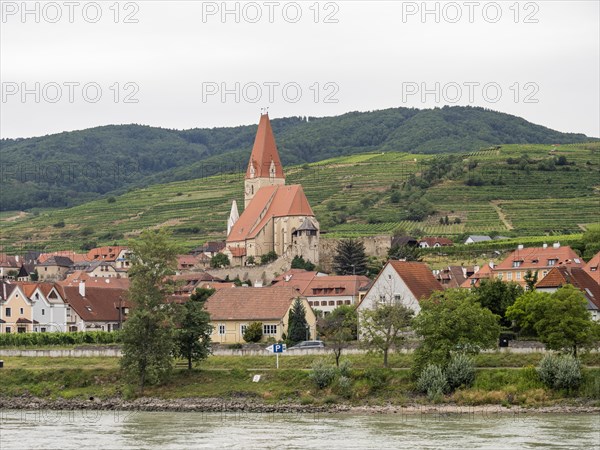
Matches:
[1,143,598,253]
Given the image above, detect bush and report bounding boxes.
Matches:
[338,359,352,378]
[0,331,121,347]
[309,359,337,389]
[417,364,448,401]
[334,375,353,399]
[537,354,582,391]
[363,367,391,391]
[243,322,263,343]
[445,353,475,390]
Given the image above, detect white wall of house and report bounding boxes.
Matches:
[31,288,68,332]
[357,263,421,314]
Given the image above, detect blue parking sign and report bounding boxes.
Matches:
[273,344,284,353]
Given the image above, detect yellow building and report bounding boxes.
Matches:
[204,286,317,344]
[0,283,34,333]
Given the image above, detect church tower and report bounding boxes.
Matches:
[244,113,285,207]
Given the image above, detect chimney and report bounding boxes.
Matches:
[517,244,524,250]
[553,242,560,249]
[15,255,19,263]
[2,282,6,300]
[254,280,263,288]
[79,280,86,297]
[543,243,548,249]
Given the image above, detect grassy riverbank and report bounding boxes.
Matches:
[1,354,599,408]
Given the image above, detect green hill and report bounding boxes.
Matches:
[0,106,593,211]
[1,142,598,253]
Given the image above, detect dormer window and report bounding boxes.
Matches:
[512,261,522,268]
[547,259,558,266]
[269,160,276,179]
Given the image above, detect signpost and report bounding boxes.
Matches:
[266,343,286,368]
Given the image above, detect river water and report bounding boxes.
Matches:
[0,409,599,449]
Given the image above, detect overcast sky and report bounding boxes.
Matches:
[1,1,599,139]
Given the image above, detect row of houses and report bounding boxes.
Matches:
[1,243,598,343]
[0,279,128,334]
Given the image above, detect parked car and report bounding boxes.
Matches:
[287,340,325,351]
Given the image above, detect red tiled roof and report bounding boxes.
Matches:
[304,275,371,297]
[204,286,301,321]
[86,246,129,262]
[246,114,285,179]
[38,251,87,264]
[460,263,494,288]
[227,185,314,243]
[56,285,128,322]
[583,251,600,283]
[388,260,443,300]
[536,266,600,310]
[420,237,453,247]
[59,272,130,289]
[494,246,584,271]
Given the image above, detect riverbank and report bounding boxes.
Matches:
[1,395,599,415]
[1,356,599,412]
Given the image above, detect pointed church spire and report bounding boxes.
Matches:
[246,113,285,180]
[227,200,239,236]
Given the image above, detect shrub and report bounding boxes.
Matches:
[243,322,263,343]
[537,354,582,391]
[445,353,475,390]
[334,375,353,399]
[364,367,391,391]
[309,359,337,389]
[338,359,352,378]
[417,364,448,401]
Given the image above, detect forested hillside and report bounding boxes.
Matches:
[1,106,593,211]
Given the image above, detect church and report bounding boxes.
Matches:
[224,113,320,266]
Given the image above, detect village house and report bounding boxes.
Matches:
[224,113,320,266]
[434,265,478,289]
[418,237,453,248]
[0,254,21,279]
[191,241,226,259]
[272,269,370,314]
[56,282,129,332]
[464,235,492,245]
[204,286,317,344]
[69,260,127,278]
[491,243,584,287]
[583,251,600,283]
[460,263,495,288]
[357,261,443,316]
[536,267,600,321]
[171,272,224,296]
[59,271,130,290]
[20,282,69,333]
[35,256,74,282]
[0,282,35,333]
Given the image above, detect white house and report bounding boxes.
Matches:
[357,261,443,316]
[30,284,68,333]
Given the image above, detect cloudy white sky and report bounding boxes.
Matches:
[1,0,599,138]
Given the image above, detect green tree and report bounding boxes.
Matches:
[582,227,600,259]
[175,288,214,370]
[360,303,414,367]
[318,305,358,367]
[243,322,263,343]
[260,251,278,265]
[120,229,181,393]
[524,270,539,291]
[412,289,501,374]
[210,253,230,268]
[287,298,309,345]
[333,239,368,275]
[291,255,316,271]
[473,279,523,327]
[387,244,421,262]
[507,286,598,356]
[30,269,39,281]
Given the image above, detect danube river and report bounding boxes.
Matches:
[1,409,598,449]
